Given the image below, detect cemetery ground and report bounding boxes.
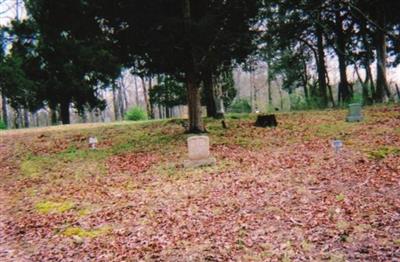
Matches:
[0,105,400,261]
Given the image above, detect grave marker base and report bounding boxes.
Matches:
[184,157,216,168]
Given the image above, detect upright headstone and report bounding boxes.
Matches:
[88,136,98,150]
[184,136,216,168]
[346,103,363,122]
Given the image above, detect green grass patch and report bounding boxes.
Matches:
[20,156,56,178]
[226,113,252,120]
[62,226,111,238]
[335,193,346,202]
[368,147,400,160]
[313,122,354,138]
[35,200,75,214]
[57,146,110,162]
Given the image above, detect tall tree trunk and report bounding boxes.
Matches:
[328,84,335,107]
[301,59,309,100]
[375,11,390,102]
[148,78,154,119]
[324,66,336,107]
[34,112,40,127]
[354,63,371,105]
[23,109,30,128]
[117,85,125,120]
[134,76,140,106]
[14,109,22,129]
[203,71,217,118]
[1,94,8,128]
[183,0,204,133]
[50,106,58,125]
[60,101,71,125]
[158,104,163,119]
[187,74,203,133]
[267,62,273,107]
[335,7,351,104]
[165,107,170,118]
[316,14,328,107]
[141,76,151,118]
[112,87,119,121]
[360,18,375,102]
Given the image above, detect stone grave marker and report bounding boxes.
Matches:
[184,135,216,168]
[346,103,363,122]
[332,139,343,153]
[88,136,98,150]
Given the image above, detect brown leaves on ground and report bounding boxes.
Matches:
[107,153,159,175]
[0,105,399,261]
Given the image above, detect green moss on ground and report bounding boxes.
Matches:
[368,146,400,160]
[35,200,75,214]
[62,226,111,238]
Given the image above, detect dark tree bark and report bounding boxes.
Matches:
[14,109,22,129]
[301,58,309,100]
[141,76,151,118]
[324,66,336,108]
[148,78,154,119]
[112,87,119,121]
[374,11,390,102]
[116,81,126,120]
[335,7,351,104]
[158,104,163,119]
[203,71,217,118]
[354,63,372,105]
[23,109,30,128]
[34,112,39,127]
[165,107,170,118]
[50,106,58,125]
[60,100,71,125]
[267,62,273,106]
[183,0,204,133]
[316,16,328,107]
[360,19,375,102]
[134,75,140,106]
[187,74,203,133]
[1,94,8,128]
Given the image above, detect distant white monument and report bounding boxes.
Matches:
[184,136,216,168]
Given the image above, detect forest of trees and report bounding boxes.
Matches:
[0,0,399,132]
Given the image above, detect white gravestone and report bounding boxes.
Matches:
[88,136,98,150]
[184,136,216,168]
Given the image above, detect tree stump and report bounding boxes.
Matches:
[255,114,278,128]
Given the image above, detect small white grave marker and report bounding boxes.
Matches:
[332,139,343,153]
[88,136,98,150]
[184,135,216,168]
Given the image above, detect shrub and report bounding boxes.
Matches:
[125,107,148,121]
[0,119,6,130]
[228,98,252,113]
[289,94,322,111]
